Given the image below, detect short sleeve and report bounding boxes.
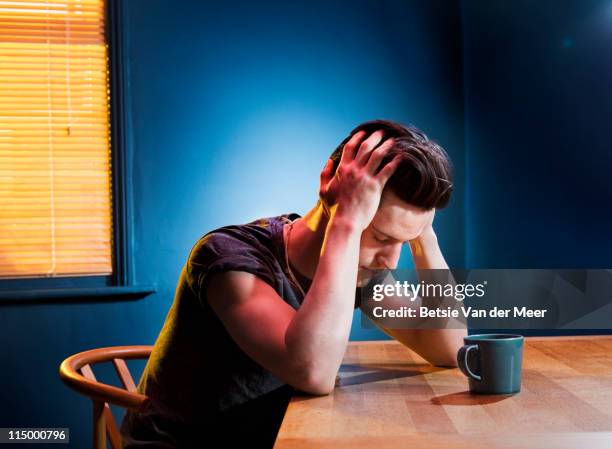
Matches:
[186,231,277,306]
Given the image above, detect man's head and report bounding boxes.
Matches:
[329,119,453,210]
[329,120,454,275]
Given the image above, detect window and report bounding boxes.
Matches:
[0,0,147,298]
[0,0,112,280]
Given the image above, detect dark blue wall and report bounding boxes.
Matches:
[0,1,465,446]
[462,0,612,268]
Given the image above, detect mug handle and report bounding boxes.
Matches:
[457,344,482,381]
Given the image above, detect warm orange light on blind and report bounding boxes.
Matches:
[0,0,113,278]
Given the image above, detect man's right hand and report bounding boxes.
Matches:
[318,130,400,230]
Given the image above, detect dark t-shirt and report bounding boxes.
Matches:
[120,213,360,448]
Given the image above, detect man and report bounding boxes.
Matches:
[121,119,466,448]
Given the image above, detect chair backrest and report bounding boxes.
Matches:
[59,346,153,449]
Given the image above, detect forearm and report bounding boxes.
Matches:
[391,227,466,366]
[285,207,361,391]
[382,327,467,367]
[409,227,448,270]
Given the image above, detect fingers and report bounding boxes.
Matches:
[376,155,402,186]
[339,130,367,165]
[364,138,394,174]
[355,130,384,165]
[319,158,334,187]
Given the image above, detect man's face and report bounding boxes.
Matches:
[357,190,434,286]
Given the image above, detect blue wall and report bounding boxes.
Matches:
[462,0,612,268]
[124,0,466,339]
[0,1,465,447]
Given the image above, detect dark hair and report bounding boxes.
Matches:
[329,119,453,210]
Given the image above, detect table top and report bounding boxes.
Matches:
[273,336,612,449]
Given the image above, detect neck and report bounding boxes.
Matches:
[284,201,330,280]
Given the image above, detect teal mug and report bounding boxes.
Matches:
[457,334,524,394]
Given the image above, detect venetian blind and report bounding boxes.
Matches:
[0,0,113,278]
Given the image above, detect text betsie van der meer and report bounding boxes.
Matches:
[369,280,548,319]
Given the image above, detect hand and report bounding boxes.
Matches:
[318,130,400,231]
[412,209,438,246]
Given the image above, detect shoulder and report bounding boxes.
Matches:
[185,216,289,296]
[188,216,281,264]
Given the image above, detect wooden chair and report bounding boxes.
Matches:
[59,346,153,449]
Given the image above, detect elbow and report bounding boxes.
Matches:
[427,344,462,367]
[299,378,335,396]
[291,365,336,396]
[284,333,340,395]
[430,355,459,368]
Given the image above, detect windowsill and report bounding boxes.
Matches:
[0,285,156,303]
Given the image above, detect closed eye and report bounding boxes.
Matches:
[373,229,406,245]
[374,233,389,243]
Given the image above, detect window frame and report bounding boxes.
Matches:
[0,0,154,301]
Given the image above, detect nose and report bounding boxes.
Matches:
[375,243,403,270]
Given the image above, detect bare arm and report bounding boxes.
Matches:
[207,212,360,395]
[206,130,401,394]
[365,223,467,367]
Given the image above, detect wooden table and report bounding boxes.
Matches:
[274,336,612,449]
